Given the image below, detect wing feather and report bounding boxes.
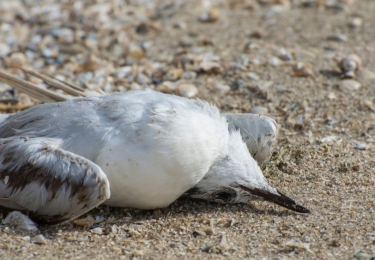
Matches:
[0,137,110,224]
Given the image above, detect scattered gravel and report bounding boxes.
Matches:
[1,0,375,259]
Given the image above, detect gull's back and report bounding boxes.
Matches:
[0,89,230,209]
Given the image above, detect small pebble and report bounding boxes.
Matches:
[181,71,197,80]
[215,83,231,95]
[132,250,144,257]
[136,73,151,85]
[31,234,47,245]
[91,227,103,235]
[2,211,39,232]
[177,83,198,98]
[354,142,367,150]
[203,226,214,236]
[327,34,347,42]
[250,29,268,39]
[126,43,145,61]
[94,215,106,224]
[292,62,314,77]
[158,81,176,92]
[199,8,220,23]
[278,48,293,61]
[111,225,118,234]
[220,232,228,249]
[247,72,260,81]
[179,37,194,47]
[22,236,31,242]
[269,56,283,66]
[73,215,95,226]
[0,42,11,57]
[285,239,313,254]
[7,52,28,68]
[321,135,342,146]
[200,60,221,73]
[338,79,361,91]
[348,18,363,28]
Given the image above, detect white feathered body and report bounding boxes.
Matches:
[0,90,229,209]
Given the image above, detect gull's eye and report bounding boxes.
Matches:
[214,191,235,202]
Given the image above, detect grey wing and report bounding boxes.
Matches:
[0,114,11,124]
[0,137,110,224]
[224,114,279,165]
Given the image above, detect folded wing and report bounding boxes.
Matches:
[0,137,110,224]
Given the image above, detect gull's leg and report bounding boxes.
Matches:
[0,137,110,225]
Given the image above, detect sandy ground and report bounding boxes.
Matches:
[0,0,375,259]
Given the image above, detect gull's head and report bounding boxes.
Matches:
[185,131,309,213]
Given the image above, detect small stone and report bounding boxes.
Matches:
[21,236,31,242]
[285,239,312,254]
[177,83,198,98]
[31,234,47,245]
[136,73,151,85]
[126,43,145,61]
[158,81,176,92]
[321,135,342,146]
[257,81,274,90]
[199,8,220,23]
[348,17,363,28]
[91,227,103,235]
[250,29,267,39]
[269,56,282,66]
[203,226,214,236]
[75,54,101,72]
[200,60,221,73]
[215,83,231,95]
[219,232,228,249]
[247,72,260,81]
[178,37,194,47]
[113,66,133,79]
[132,250,144,257]
[250,106,268,115]
[363,100,375,111]
[2,211,39,232]
[111,225,118,234]
[73,215,95,226]
[327,34,347,42]
[181,71,197,80]
[0,42,11,57]
[173,21,187,29]
[112,246,122,254]
[327,92,336,100]
[94,215,106,224]
[130,82,143,90]
[292,62,314,77]
[165,68,183,81]
[278,48,293,61]
[357,69,375,81]
[193,230,206,237]
[42,47,59,58]
[338,79,361,91]
[7,52,28,68]
[354,142,367,150]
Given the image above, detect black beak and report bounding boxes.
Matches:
[239,185,310,213]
